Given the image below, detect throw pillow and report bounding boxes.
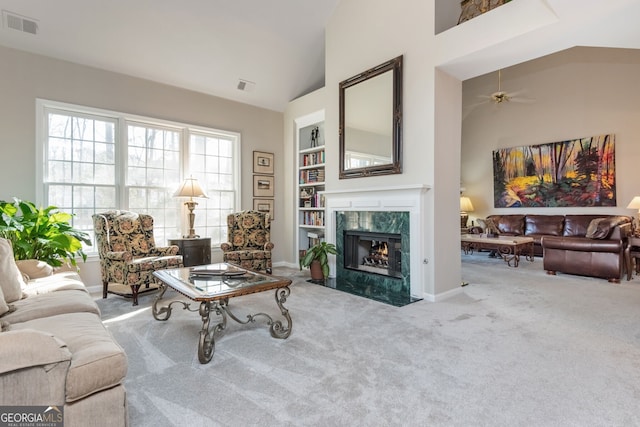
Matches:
[585,218,607,239]
[0,238,27,303]
[484,218,501,236]
[585,216,629,239]
[15,259,54,281]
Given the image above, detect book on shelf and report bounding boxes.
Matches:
[307,231,325,247]
[299,168,324,184]
[302,211,325,226]
[302,150,325,166]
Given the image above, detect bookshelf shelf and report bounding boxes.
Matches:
[296,111,325,259]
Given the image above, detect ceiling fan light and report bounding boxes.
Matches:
[491,91,510,103]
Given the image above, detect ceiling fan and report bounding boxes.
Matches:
[480,69,535,105]
[463,69,535,118]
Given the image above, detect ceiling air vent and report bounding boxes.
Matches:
[2,10,38,35]
[237,79,255,92]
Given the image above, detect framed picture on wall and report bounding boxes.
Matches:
[253,151,274,175]
[253,198,274,220]
[253,175,274,197]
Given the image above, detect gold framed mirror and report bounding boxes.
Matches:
[339,55,403,179]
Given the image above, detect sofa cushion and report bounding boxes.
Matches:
[490,215,525,235]
[585,216,630,239]
[12,312,128,402]
[563,215,607,237]
[525,215,564,236]
[0,239,26,303]
[2,290,99,324]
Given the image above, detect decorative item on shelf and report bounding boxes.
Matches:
[300,187,314,199]
[310,126,319,147]
[173,176,208,238]
[458,0,510,25]
[460,196,474,228]
[626,196,640,234]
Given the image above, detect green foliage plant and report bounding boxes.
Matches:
[0,198,91,267]
[299,241,338,279]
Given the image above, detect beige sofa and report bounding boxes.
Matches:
[0,239,128,427]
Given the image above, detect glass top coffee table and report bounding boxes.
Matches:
[152,263,292,364]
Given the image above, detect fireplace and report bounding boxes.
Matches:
[343,231,402,278]
[323,185,430,303]
[331,210,417,306]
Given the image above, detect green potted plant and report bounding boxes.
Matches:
[299,241,337,281]
[0,198,91,267]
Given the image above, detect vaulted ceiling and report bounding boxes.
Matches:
[0,0,341,112]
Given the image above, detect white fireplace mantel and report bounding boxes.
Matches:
[322,184,431,299]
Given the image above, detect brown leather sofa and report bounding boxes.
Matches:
[484,214,632,282]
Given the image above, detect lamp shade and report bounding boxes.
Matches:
[627,196,640,210]
[460,196,474,212]
[173,177,208,199]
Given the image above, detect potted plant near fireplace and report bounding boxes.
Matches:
[300,241,337,281]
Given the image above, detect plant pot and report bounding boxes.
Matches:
[309,260,324,281]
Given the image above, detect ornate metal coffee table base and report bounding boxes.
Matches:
[461,235,534,267]
[152,283,292,364]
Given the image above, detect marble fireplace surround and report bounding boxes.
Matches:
[323,185,430,300]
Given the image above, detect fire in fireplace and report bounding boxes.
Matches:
[343,230,402,278]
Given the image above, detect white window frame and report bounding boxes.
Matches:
[36,99,241,254]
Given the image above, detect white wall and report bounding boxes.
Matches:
[461,47,640,222]
[0,45,284,285]
[322,0,462,298]
[316,0,640,299]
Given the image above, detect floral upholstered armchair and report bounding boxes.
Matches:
[93,210,183,306]
[221,210,274,273]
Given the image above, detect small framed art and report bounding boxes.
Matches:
[253,198,274,220]
[253,151,274,175]
[253,175,274,197]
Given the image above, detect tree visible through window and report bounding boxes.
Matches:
[38,100,240,255]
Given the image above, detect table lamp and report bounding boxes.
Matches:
[627,196,640,231]
[460,196,474,228]
[173,176,208,238]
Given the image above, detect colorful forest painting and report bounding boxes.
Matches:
[493,134,616,208]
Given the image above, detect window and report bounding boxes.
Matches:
[37,100,240,254]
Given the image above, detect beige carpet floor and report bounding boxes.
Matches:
[96,255,640,426]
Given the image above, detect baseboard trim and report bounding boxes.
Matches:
[422,286,464,302]
[273,261,299,269]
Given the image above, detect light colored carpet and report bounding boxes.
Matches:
[96,255,640,426]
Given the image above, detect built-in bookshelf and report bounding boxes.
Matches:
[296,110,325,261]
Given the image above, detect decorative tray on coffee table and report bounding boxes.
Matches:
[189,264,247,277]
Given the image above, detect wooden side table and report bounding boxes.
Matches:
[168,237,212,267]
[627,236,640,280]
